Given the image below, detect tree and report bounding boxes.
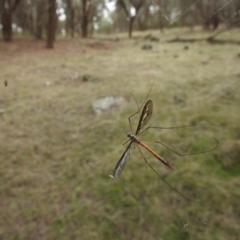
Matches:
[1,0,12,41]
[81,0,92,38]
[1,0,23,41]
[117,0,145,38]
[65,0,75,38]
[46,0,57,48]
[35,0,46,39]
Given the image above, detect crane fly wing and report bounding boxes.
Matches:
[113,100,152,178]
[113,143,132,178]
[136,100,153,135]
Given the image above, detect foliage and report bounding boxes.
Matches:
[1,0,239,40]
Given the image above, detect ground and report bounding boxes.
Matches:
[0,28,240,240]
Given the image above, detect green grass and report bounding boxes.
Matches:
[0,28,240,239]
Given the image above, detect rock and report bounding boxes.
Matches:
[45,81,51,86]
[69,72,80,81]
[82,74,94,82]
[92,96,124,115]
[0,109,5,115]
[142,44,152,50]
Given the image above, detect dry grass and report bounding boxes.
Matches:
[0,28,240,240]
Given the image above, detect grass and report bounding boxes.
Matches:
[0,28,240,240]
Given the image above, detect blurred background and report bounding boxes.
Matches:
[0,0,240,239]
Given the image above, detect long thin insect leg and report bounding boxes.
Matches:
[137,124,221,138]
[128,82,155,134]
[141,137,218,156]
[136,144,196,202]
[138,81,154,112]
[122,110,141,146]
[146,124,221,131]
[136,124,219,155]
[123,100,153,146]
[154,137,219,156]
[130,81,155,117]
[128,110,140,135]
[129,93,140,118]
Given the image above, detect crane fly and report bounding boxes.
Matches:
[113,99,174,178]
[112,97,218,201]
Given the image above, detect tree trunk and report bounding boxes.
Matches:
[66,0,75,37]
[81,0,88,38]
[211,0,219,31]
[70,7,75,38]
[196,1,210,30]
[158,11,164,33]
[137,16,146,31]
[211,14,219,31]
[1,0,12,42]
[35,0,45,39]
[46,0,56,49]
[28,12,34,35]
[128,16,135,38]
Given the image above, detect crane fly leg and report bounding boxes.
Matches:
[136,144,195,202]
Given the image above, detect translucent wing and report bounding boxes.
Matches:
[113,143,132,178]
[135,100,153,135]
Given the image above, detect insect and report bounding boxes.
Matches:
[4,80,7,87]
[113,99,173,179]
[112,95,218,201]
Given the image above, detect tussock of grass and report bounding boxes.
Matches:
[0,28,240,239]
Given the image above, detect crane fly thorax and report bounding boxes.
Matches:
[127,134,140,143]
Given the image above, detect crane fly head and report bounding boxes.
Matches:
[127,134,138,143]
